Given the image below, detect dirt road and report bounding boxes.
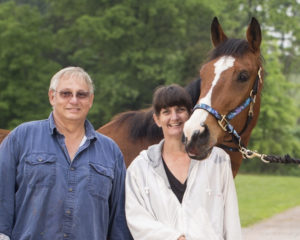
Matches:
[242,206,300,240]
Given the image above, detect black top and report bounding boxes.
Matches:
[162,157,187,203]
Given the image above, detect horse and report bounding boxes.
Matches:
[98,17,263,177]
[0,129,10,144]
[0,17,263,176]
[183,17,262,176]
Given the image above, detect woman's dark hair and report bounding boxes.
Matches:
[152,84,193,116]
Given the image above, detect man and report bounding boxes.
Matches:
[0,67,132,240]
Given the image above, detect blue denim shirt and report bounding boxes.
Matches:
[0,113,132,240]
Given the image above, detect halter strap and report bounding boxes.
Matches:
[193,103,243,143]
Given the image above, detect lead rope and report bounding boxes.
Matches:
[239,144,300,164]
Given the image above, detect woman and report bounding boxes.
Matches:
[125,84,242,240]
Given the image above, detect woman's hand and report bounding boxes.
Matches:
[178,235,186,240]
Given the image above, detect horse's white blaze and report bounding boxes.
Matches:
[184,56,235,140]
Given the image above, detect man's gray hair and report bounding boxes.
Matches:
[49,66,94,93]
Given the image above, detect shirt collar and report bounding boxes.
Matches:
[48,112,97,141]
[48,112,56,135]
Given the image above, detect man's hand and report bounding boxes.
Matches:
[178,235,186,240]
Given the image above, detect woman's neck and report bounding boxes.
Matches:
[163,136,186,154]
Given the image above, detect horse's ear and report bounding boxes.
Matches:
[211,17,228,47]
[246,17,262,52]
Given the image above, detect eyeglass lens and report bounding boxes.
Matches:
[58,91,90,99]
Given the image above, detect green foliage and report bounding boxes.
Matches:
[259,0,300,75]
[236,174,300,227]
[0,1,59,128]
[46,0,213,126]
[0,0,214,128]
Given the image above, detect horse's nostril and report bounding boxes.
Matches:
[191,130,200,142]
[190,125,210,146]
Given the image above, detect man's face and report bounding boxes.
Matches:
[48,75,94,125]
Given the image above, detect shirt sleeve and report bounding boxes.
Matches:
[222,155,242,240]
[107,149,133,240]
[0,133,18,238]
[125,161,183,240]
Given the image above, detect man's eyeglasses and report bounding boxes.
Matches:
[55,90,90,100]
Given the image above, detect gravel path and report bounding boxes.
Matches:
[242,206,300,240]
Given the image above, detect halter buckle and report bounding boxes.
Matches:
[249,101,254,116]
[218,115,229,132]
[239,146,270,163]
[239,147,260,159]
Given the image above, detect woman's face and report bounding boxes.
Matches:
[153,105,190,139]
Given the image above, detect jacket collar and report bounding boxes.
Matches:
[145,139,170,186]
[145,139,199,183]
[146,139,164,168]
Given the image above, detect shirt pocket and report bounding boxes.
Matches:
[88,162,114,201]
[24,153,56,188]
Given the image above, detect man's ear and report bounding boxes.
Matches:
[48,90,55,106]
[88,94,94,109]
[153,113,161,127]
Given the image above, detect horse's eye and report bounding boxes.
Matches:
[237,71,249,82]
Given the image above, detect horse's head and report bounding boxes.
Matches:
[183,17,263,160]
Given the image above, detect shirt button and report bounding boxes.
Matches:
[64,233,68,238]
[68,188,73,192]
[70,167,75,171]
[38,158,43,162]
[66,210,71,215]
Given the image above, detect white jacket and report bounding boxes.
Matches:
[125,140,242,240]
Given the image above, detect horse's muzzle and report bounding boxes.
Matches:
[183,124,212,160]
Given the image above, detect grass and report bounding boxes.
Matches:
[234,174,300,227]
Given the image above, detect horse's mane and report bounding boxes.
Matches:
[185,77,201,106]
[209,38,263,62]
[110,78,201,141]
[109,109,162,141]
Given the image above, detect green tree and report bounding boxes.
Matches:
[0,1,59,129]
[47,0,214,127]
